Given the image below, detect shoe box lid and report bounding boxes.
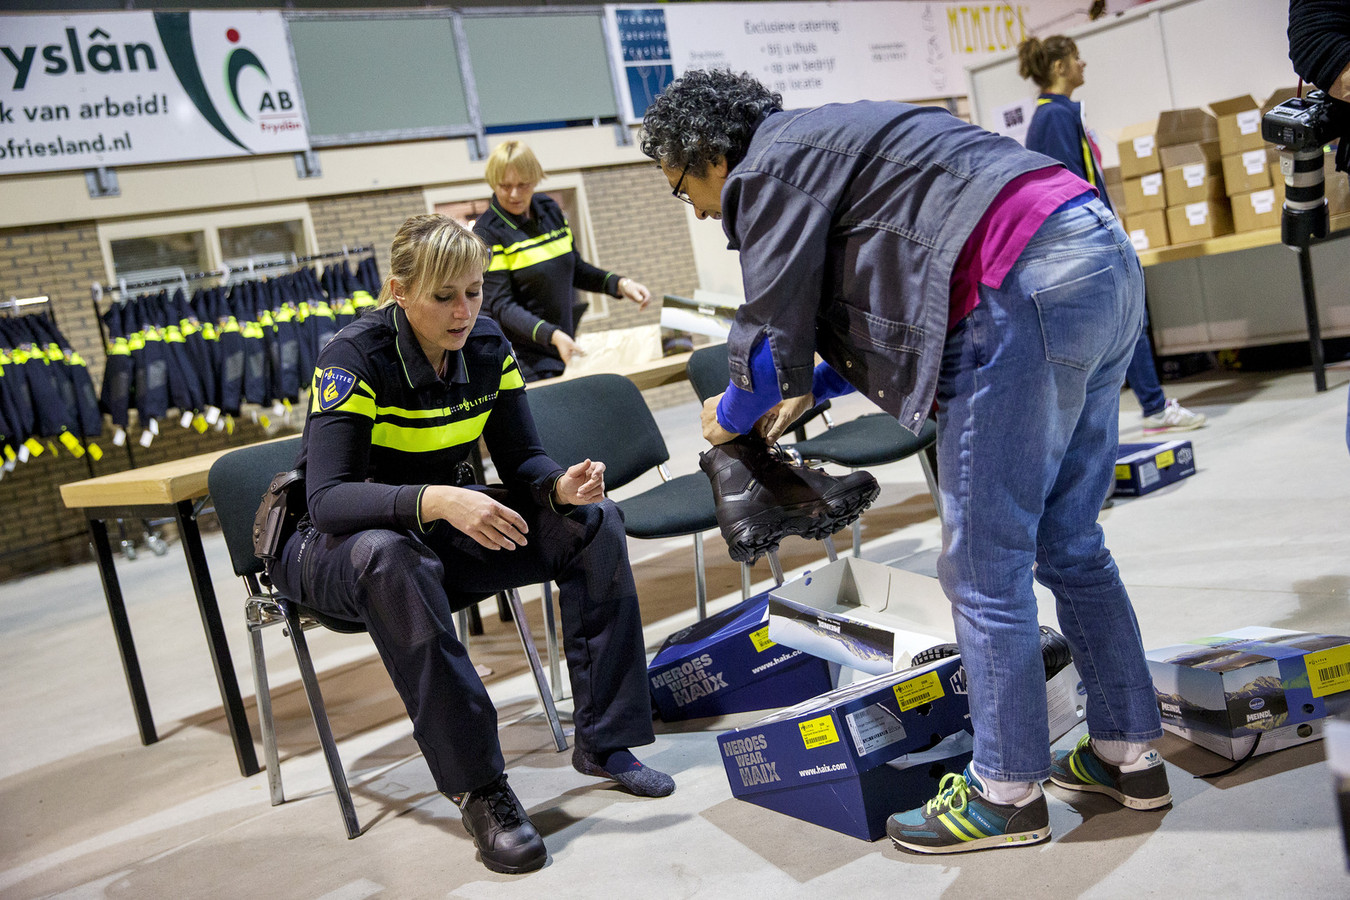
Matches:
[1115,439,1196,496]
[716,655,973,840]
[1146,626,1350,758]
[648,590,834,722]
[767,557,954,675]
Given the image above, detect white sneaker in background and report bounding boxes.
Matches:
[1143,398,1207,434]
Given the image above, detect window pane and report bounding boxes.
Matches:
[220,220,304,267]
[110,232,207,284]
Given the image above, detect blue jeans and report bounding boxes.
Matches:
[1125,305,1166,417]
[935,199,1164,785]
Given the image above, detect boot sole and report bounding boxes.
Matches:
[721,480,881,562]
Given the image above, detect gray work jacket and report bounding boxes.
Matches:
[721,101,1059,434]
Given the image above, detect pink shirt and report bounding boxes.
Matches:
[949,167,1095,329]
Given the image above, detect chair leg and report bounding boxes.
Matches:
[822,535,839,562]
[852,517,863,558]
[454,608,470,652]
[920,443,942,518]
[692,534,708,621]
[740,562,751,600]
[542,582,564,701]
[282,603,361,840]
[247,623,285,807]
[766,549,786,586]
[503,589,568,752]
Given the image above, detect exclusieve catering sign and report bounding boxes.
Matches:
[0,10,309,175]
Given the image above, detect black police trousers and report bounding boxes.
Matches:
[270,488,655,795]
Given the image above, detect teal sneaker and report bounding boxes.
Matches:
[886,767,1050,854]
[1049,735,1172,810]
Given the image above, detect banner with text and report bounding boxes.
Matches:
[605,1,1091,122]
[0,10,308,175]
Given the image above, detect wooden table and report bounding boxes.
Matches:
[60,442,278,778]
[551,348,696,392]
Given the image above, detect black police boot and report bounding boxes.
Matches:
[457,774,547,874]
[698,435,880,563]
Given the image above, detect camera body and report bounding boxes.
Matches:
[1262,91,1350,247]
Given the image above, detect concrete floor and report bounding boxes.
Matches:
[3,366,1349,898]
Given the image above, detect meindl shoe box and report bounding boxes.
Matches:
[1114,440,1196,496]
[648,590,833,721]
[1146,627,1350,760]
[766,557,955,676]
[717,655,973,840]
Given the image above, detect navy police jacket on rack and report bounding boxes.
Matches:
[721,101,1058,435]
[473,193,623,381]
[295,302,565,536]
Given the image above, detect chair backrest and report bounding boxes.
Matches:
[209,436,303,578]
[526,373,669,491]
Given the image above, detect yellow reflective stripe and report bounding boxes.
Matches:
[486,226,573,272]
[1036,98,1051,106]
[501,356,525,391]
[310,370,377,418]
[371,411,490,452]
[1080,136,1097,187]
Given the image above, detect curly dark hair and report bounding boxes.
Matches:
[640,69,783,176]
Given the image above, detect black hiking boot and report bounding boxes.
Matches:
[699,436,880,563]
[457,774,547,874]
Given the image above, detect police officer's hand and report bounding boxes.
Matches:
[555,459,606,505]
[551,330,585,364]
[618,277,652,310]
[420,484,529,550]
[754,393,815,444]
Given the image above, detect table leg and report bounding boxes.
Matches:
[174,499,260,777]
[88,517,158,745]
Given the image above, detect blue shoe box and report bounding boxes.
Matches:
[648,591,834,722]
[1146,626,1350,759]
[1114,440,1196,496]
[716,656,973,840]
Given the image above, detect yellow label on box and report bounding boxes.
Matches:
[894,671,945,711]
[1155,449,1175,468]
[799,715,840,749]
[749,626,776,652]
[1115,464,1130,480]
[1305,645,1350,698]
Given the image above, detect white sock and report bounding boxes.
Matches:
[977,776,1039,806]
[1092,738,1150,767]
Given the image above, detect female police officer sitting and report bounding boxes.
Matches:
[269,214,673,875]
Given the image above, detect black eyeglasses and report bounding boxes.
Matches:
[671,163,693,205]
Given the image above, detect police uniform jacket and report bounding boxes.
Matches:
[1026,93,1113,213]
[473,193,624,381]
[296,302,565,536]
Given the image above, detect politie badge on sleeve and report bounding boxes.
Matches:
[318,367,357,411]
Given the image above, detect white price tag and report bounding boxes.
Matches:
[139,429,155,447]
[17,444,29,463]
[180,411,194,429]
[1250,189,1276,214]
[1141,173,1163,196]
[148,418,160,436]
[112,427,126,447]
[205,406,221,425]
[1185,202,1209,226]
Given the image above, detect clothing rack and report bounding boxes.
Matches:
[89,243,376,305]
[0,294,57,327]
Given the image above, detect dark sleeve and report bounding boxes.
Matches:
[480,353,566,509]
[475,218,559,349]
[1289,0,1350,93]
[1026,105,1089,182]
[570,241,622,298]
[721,173,831,402]
[302,339,423,535]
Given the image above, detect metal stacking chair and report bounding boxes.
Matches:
[209,437,565,840]
[686,343,941,557]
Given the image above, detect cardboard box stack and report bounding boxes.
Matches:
[1116,118,1168,251]
[1212,94,1278,234]
[1156,107,1233,243]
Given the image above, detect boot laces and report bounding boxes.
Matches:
[474,775,525,828]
